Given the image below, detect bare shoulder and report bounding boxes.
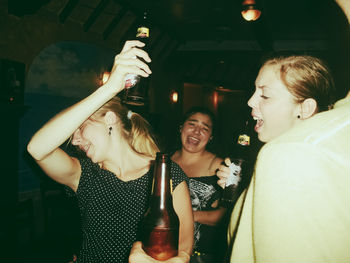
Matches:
[208,153,223,173]
[171,150,181,163]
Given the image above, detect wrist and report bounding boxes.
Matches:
[178,251,191,263]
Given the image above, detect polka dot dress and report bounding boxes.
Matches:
[74,157,188,263]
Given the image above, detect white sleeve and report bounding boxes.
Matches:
[252,142,350,263]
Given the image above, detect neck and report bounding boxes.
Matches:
[175,148,208,164]
[102,141,153,181]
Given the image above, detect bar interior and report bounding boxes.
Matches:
[1,0,350,262]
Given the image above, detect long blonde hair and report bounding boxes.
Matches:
[90,97,159,158]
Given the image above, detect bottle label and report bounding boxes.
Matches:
[124,73,140,88]
[237,134,250,146]
[137,26,149,38]
[225,161,242,187]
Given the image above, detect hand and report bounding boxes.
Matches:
[216,157,232,189]
[129,242,190,263]
[106,40,152,94]
[129,241,156,263]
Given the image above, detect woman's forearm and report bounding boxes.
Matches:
[178,223,193,259]
[173,182,194,261]
[27,40,152,161]
[27,84,116,161]
[193,207,227,226]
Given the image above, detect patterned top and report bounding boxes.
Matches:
[74,157,188,263]
[189,175,223,253]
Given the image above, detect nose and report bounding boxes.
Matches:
[72,129,82,145]
[247,91,258,109]
[193,126,200,134]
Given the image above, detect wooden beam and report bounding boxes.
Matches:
[59,0,79,24]
[83,0,110,32]
[103,7,127,40]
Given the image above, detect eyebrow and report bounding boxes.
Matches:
[187,118,212,129]
[257,85,267,89]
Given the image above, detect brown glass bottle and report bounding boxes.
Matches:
[123,11,150,106]
[141,152,179,261]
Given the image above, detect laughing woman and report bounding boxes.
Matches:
[27,40,193,263]
[216,54,338,263]
[172,107,228,263]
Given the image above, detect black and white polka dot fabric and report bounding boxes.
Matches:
[74,157,188,263]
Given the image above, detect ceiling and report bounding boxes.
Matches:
[7,0,350,95]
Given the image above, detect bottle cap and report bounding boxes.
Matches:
[237,134,250,146]
[136,27,149,38]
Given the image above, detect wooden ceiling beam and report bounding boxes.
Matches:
[103,7,127,40]
[59,0,79,24]
[83,0,110,32]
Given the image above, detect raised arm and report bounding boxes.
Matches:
[27,40,151,191]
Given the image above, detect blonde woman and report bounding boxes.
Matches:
[216,54,348,263]
[27,40,193,263]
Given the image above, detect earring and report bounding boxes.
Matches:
[108,127,112,135]
[297,115,301,119]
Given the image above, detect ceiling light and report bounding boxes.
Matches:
[241,0,261,21]
[171,91,178,103]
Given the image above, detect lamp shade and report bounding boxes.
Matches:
[241,0,261,21]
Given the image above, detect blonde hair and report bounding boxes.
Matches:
[90,97,159,158]
[263,55,335,112]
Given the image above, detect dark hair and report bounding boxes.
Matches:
[181,106,217,136]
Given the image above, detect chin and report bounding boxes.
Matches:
[258,133,268,143]
[89,155,98,163]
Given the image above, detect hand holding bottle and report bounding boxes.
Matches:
[129,241,190,263]
[217,157,243,204]
[104,40,152,95]
[216,157,234,189]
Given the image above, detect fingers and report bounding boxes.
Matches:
[217,179,226,189]
[113,41,152,78]
[116,56,152,76]
[118,46,151,63]
[104,40,152,94]
[121,40,146,53]
[216,160,232,189]
[129,242,157,263]
[119,40,151,63]
[224,157,232,166]
[129,241,144,263]
[217,163,231,179]
[130,241,143,252]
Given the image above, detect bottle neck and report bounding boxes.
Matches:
[136,12,149,40]
[152,154,172,208]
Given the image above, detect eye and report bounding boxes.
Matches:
[260,95,269,99]
[186,122,195,127]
